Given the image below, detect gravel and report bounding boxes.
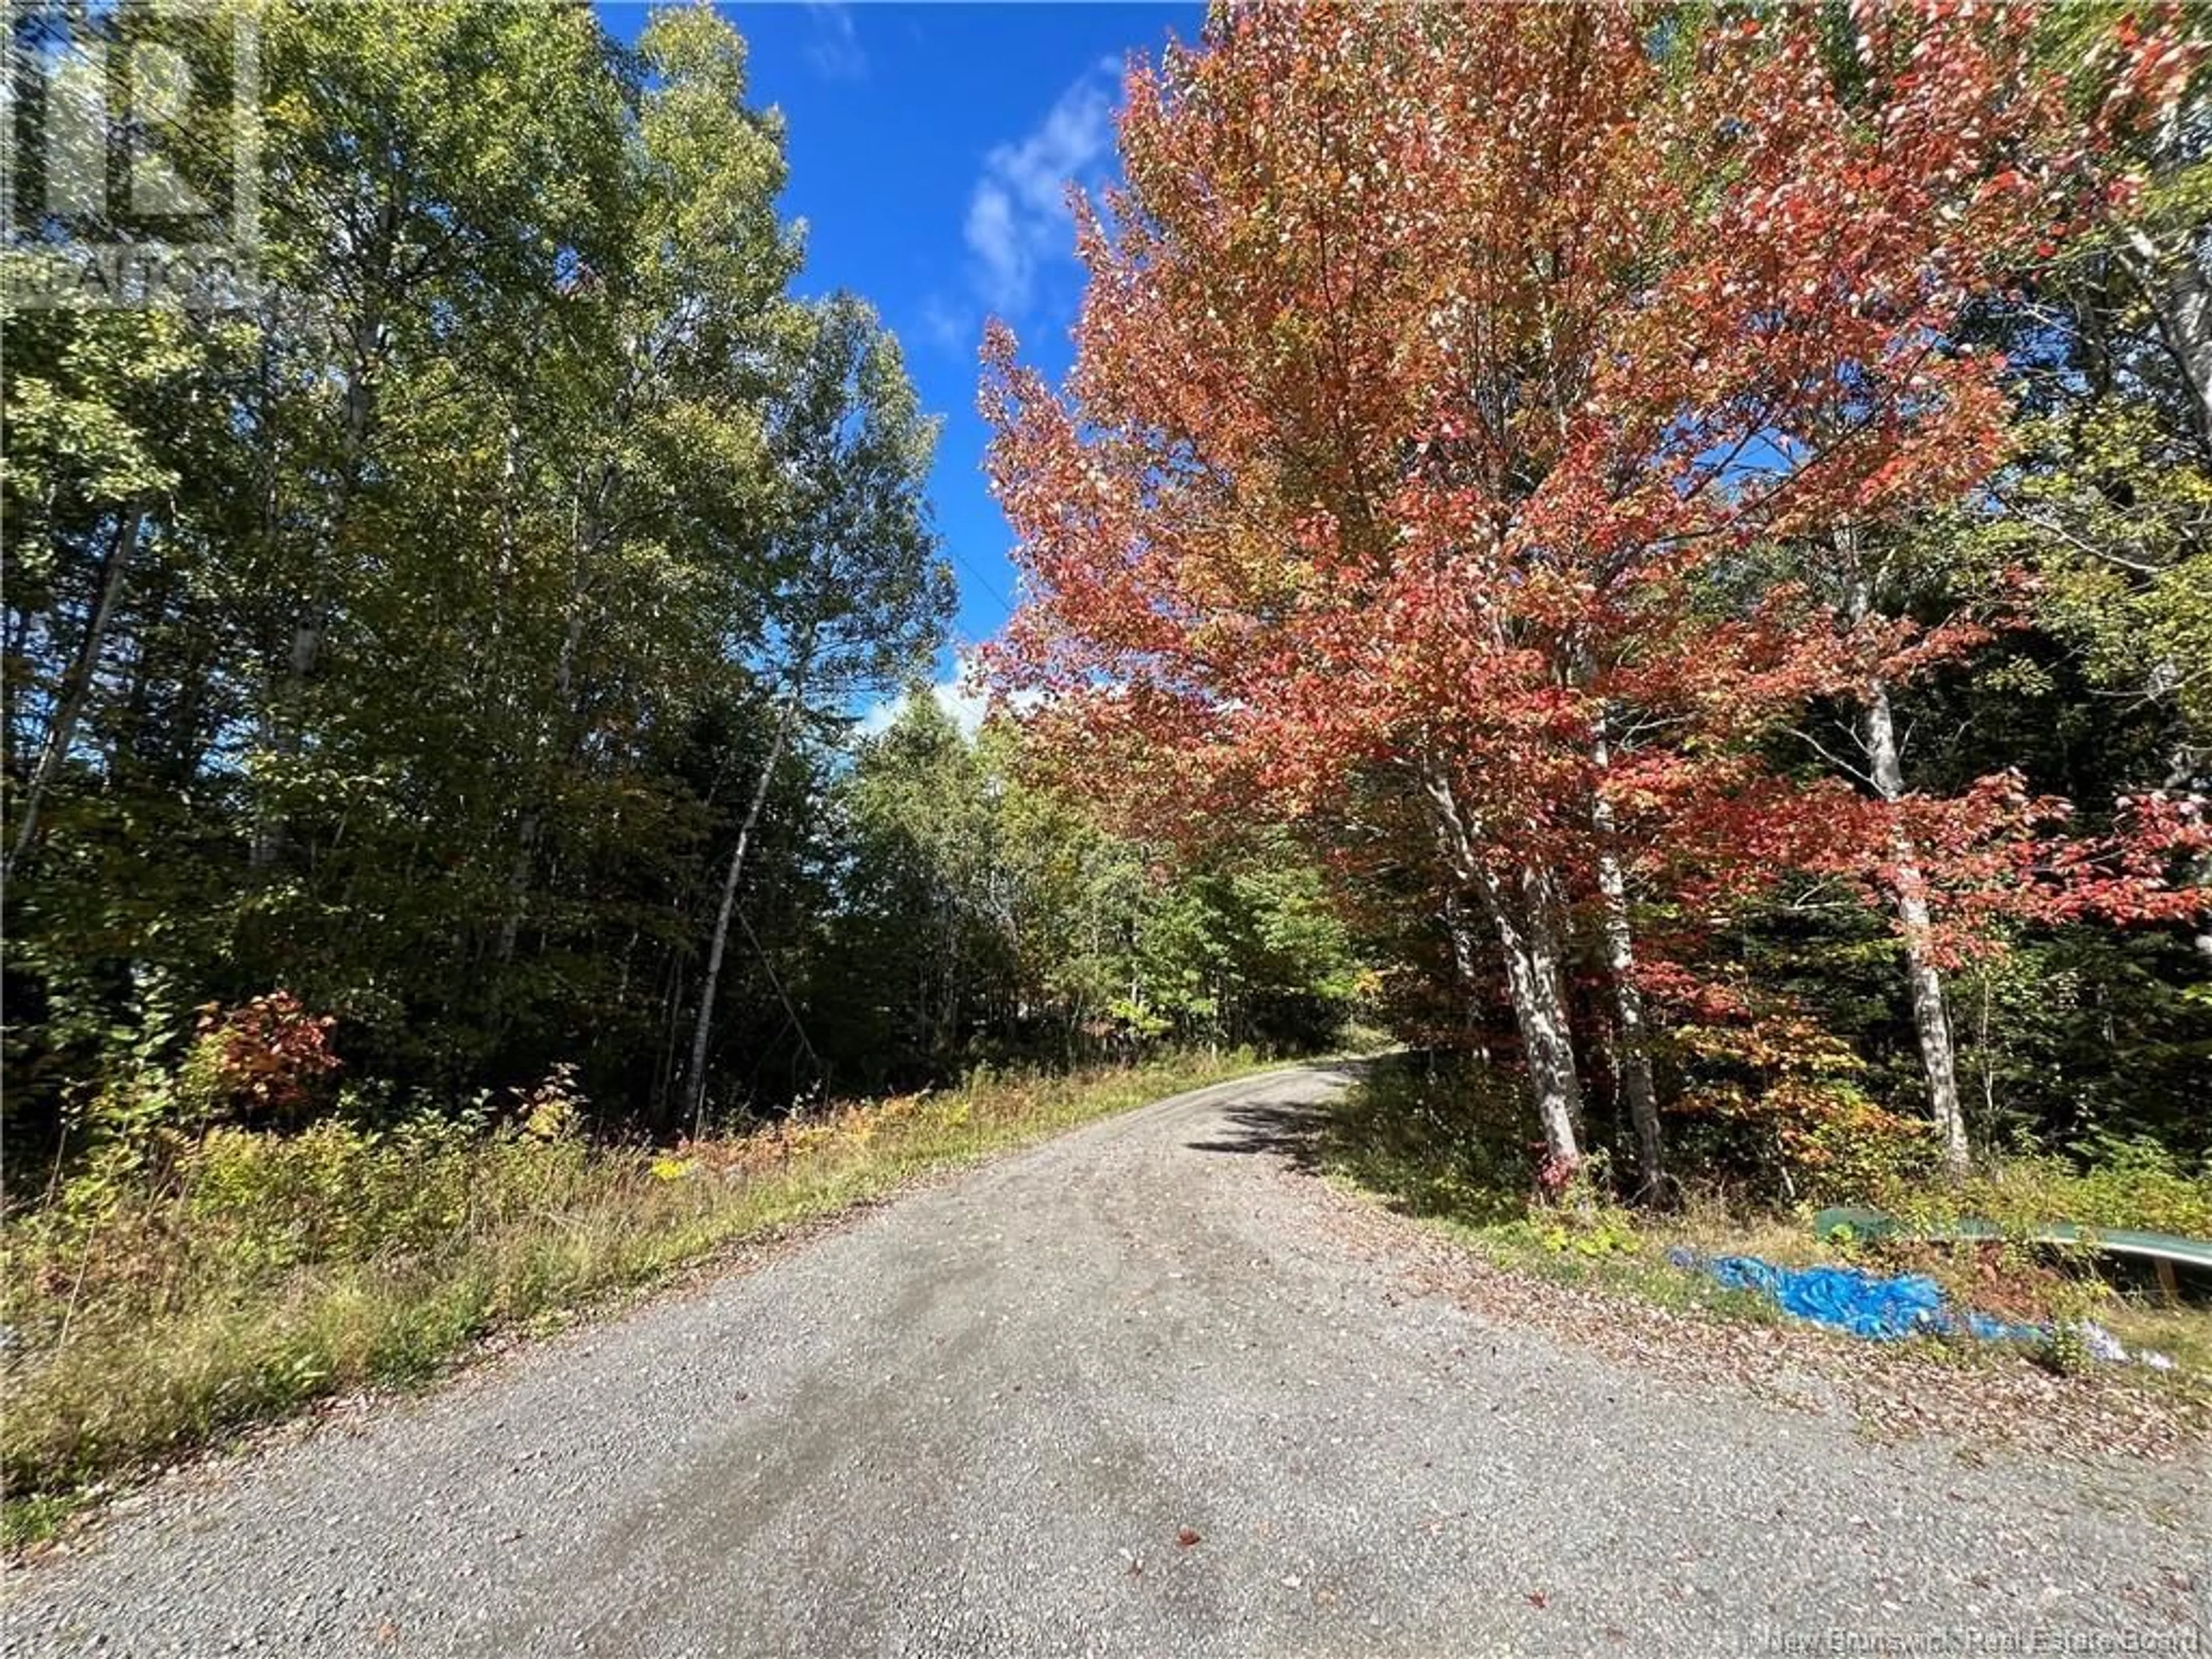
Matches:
[5,1063,2207,1656]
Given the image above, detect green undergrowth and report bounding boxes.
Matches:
[1317,1055,2212,1382]
[1,1048,1278,1540]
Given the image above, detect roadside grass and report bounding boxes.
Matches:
[0,1047,1278,1542]
[1315,1055,2212,1387]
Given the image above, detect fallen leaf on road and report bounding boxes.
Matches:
[1176,1527,1201,1547]
[1527,1590,1549,1609]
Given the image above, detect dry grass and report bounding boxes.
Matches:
[1,1050,1272,1540]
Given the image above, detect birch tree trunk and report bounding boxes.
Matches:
[685,668,806,1138]
[2169,748,2212,965]
[2117,233,2210,447]
[1842,545,1970,1176]
[1421,764,1584,1165]
[1590,709,1665,1196]
[2148,236,2212,450]
[1489,862,1586,1168]
[1861,669,1971,1176]
[6,503,145,881]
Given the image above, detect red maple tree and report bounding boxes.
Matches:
[983,2,2195,1181]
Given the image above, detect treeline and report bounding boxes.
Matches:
[1,2,1361,1158]
[983,2,2211,1199]
[818,694,1361,1083]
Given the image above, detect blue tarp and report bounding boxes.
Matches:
[1665,1248,2046,1343]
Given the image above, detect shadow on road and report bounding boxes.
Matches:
[1185,1100,1324,1158]
[1183,1060,1369,1165]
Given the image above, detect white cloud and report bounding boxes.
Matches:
[858,677,988,740]
[856,654,1040,743]
[918,293,973,357]
[803,2,866,82]
[964,58,1121,317]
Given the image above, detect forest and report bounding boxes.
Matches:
[2,2,1362,1158]
[2,0,2210,1518]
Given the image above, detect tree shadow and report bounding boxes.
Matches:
[1184,1099,1330,1167]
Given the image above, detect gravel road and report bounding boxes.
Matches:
[6,1063,2206,1657]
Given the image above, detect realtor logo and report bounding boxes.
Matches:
[3,1,260,310]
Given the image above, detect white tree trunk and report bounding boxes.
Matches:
[2161,253,2212,449]
[6,503,144,881]
[2152,737,2212,964]
[1839,539,1969,1176]
[1863,669,1971,1177]
[2118,183,2211,450]
[1482,862,1586,1168]
[685,676,804,1138]
[1420,764,1584,1165]
[1590,711,1664,1195]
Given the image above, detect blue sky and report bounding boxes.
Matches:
[599,2,1203,711]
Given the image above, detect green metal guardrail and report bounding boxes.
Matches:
[1813,1206,2212,1303]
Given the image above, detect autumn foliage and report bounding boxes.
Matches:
[983,2,2203,1182]
[183,993,343,1120]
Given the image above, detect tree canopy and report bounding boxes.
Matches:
[983,1,2210,1192]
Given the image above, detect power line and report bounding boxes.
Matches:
[946,543,1018,622]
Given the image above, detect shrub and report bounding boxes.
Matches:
[175,993,341,1124]
[1880,1141,2212,1241]
[2037,1323,2095,1378]
[1672,998,1934,1203]
[1320,1058,1534,1226]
